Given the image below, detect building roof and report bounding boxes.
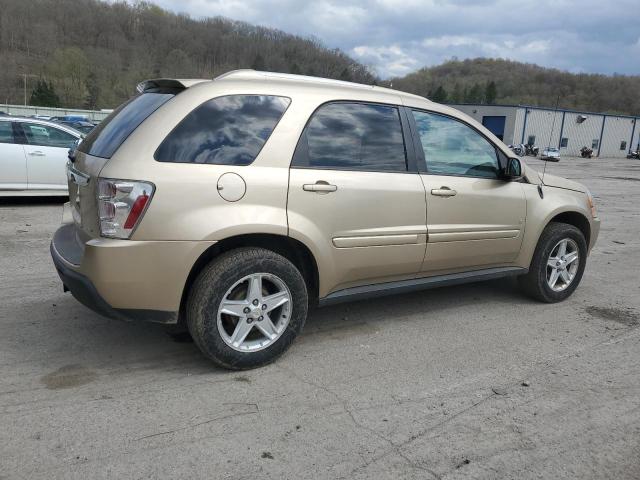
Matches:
[449,103,639,120]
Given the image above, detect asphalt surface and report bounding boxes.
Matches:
[1,156,639,479]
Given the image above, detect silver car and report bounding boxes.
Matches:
[0,117,81,196]
[542,147,560,161]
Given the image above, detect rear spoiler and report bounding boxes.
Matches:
[136,78,210,94]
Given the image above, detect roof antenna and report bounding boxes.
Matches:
[539,94,561,198]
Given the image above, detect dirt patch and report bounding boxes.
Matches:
[41,364,98,390]
[585,306,639,327]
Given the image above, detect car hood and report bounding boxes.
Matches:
[542,173,587,193]
[522,164,587,193]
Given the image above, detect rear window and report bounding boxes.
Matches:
[0,121,13,143]
[292,102,407,172]
[154,95,290,166]
[79,93,173,159]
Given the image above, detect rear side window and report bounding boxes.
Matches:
[21,123,77,148]
[79,93,174,159]
[155,95,290,165]
[292,102,407,172]
[0,121,13,143]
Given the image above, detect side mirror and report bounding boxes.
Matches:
[503,157,523,180]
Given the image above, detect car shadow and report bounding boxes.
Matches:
[15,276,533,378]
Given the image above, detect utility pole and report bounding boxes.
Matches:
[22,74,37,106]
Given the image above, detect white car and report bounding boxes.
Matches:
[542,147,560,161]
[0,117,82,196]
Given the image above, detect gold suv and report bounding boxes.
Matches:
[51,71,600,369]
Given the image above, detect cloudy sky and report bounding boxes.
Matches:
[149,0,639,78]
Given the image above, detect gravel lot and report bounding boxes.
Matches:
[1,156,639,479]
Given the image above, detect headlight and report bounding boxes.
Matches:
[98,178,154,238]
[587,191,597,218]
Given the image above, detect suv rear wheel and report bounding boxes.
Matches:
[519,222,587,303]
[187,248,308,369]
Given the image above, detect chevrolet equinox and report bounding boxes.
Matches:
[51,70,600,369]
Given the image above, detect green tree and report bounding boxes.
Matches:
[339,67,352,81]
[485,81,497,104]
[46,47,90,107]
[251,53,266,70]
[289,62,301,74]
[84,72,100,109]
[465,83,483,103]
[29,79,60,107]
[450,83,463,103]
[431,85,448,103]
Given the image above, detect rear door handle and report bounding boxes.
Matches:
[28,151,45,156]
[431,187,457,197]
[303,181,337,193]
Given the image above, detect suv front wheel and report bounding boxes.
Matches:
[519,222,587,303]
[187,248,308,369]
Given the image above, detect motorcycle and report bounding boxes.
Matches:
[627,150,640,159]
[580,146,594,158]
[508,144,525,156]
[524,144,539,156]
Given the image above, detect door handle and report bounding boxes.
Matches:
[303,181,337,193]
[28,151,45,156]
[431,187,457,197]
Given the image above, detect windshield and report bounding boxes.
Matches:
[78,93,174,159]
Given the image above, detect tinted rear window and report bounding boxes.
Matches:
[292,102,407,172]
[154,95,290,166]
[79,93,173,158]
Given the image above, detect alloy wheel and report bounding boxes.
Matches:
[217,273,292,352]
[546,238,580,292]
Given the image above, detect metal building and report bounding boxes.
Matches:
[451,104,639,158]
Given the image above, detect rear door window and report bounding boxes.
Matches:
[21,123,77,148]
[155,95,290,165]
[292,102,407,172]
[0,121,14,143]
[79,93,174,159]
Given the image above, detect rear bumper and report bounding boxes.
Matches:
[50,223,216,324]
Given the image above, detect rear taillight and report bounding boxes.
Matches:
[97,178,154,239]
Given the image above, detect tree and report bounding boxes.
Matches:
[339,67,352,81]
[251,53,266,71]
[29,80,60,107]
[431,85,448,103]
[84,72,100,109]
[465,83,484,103]
[450,83,463,103]
[485,81,497,104]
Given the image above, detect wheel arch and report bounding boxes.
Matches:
[546,210,591,247]
[178,233,319,324]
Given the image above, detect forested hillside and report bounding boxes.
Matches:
[388,58,640,115]
[0,0,375,109]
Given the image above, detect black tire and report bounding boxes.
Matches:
[186,247,308,370]
[518,222,587,303]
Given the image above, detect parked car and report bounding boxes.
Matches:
[51,71,600,369]
[51,115,90,123]
[57,120,96,134]
[0,117,81,195]
[542,147,560,161]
